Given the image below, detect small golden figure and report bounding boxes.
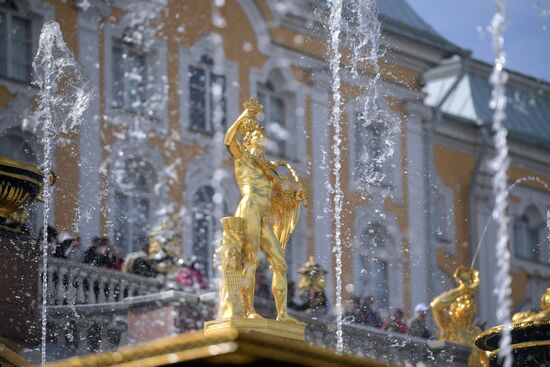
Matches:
[216,98,306,323]
[431,266,486,367]
[512,287,550,323]
[297,256,329,315]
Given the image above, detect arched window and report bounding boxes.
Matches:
[513,205,544,262]
[189,54,226,134]
[112,40,147,113]
[192,185,215,278]
[257,70,292,159]
[358,225,390,309]
[112,158,156,254]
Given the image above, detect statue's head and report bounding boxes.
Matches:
[453,266,479,288]
[240,98,267,157]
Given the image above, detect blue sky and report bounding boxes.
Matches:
[407,0,550,82]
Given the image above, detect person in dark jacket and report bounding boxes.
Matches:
[83,237,109,267]
[357,296,383,328]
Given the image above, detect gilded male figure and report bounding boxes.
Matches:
[224,98,306,323]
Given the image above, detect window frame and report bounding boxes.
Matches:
[112,159,156,255]
[188,57,226,135]
[257,82,289,159]
[191,185,216,279]
[353,112,386,185]
[513,213,545,264]
[111,40,148,114]
[357,225,391,310]
[0,6,32,83]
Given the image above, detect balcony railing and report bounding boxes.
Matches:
[43,257,164,306]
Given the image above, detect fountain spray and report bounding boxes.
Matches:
[488,1,512,366]
[327,0,344,352]
[30,21,93,365]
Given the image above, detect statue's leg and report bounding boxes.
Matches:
[241,215,262,319]
[260,225,299,323]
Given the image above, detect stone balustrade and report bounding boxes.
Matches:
[43,257,164,306]
[40,290,471,366]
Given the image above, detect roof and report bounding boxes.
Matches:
[377,0,463,55]
[424,58,550,148]
[305,0,464,55]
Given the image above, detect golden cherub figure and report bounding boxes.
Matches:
[219,98,307,323]
[431,266,486,367]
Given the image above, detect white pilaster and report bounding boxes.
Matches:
[78,10,102,243]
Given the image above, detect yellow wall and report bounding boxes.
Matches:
[39,1,534,312]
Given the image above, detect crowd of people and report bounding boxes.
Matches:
[41,226,437,339]
[38,226,207,291]
[343,295,433,339]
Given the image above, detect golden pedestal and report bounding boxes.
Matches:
[204,317,305,341]
[44,328,389,367]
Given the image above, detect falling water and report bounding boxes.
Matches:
[488,0,512,365]
[327,0,344,352]
[29,21,93,365]
[347,1,396,190]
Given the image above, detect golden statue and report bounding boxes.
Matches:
[512,287,550,323]
[431,266,486,367]
[205,98,307,340]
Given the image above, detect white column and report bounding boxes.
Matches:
[310,73,333,301]
[472,176,499,327]
[77,11,102,244]
[405,103,432,308]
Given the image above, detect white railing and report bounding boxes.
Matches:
[43,257,164,306]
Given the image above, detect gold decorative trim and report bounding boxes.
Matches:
[485,339,550,360]
[0,341,29,366]
[42,329,392,367]
[204,317,306,341]
[0,156,43,177]
[475,318,550,351]
[0,171,42,188]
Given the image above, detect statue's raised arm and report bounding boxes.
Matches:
[224,98,263,158]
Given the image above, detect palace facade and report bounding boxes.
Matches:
[1,0,549,328]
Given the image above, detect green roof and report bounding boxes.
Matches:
[377,0,463,55]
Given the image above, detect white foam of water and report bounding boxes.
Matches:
[31,20,93,365]
[327,0,344,352]
[488,1,513,365]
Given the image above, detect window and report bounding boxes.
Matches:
[192,186,215,278]
[112,158,156,254]
[257,82,288,158]
[358,226,390,309]
[513,205,544,262]
[0,3,32,82]
[354,113,382,183]
[189,55,226,133]
[112,41,147,113]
